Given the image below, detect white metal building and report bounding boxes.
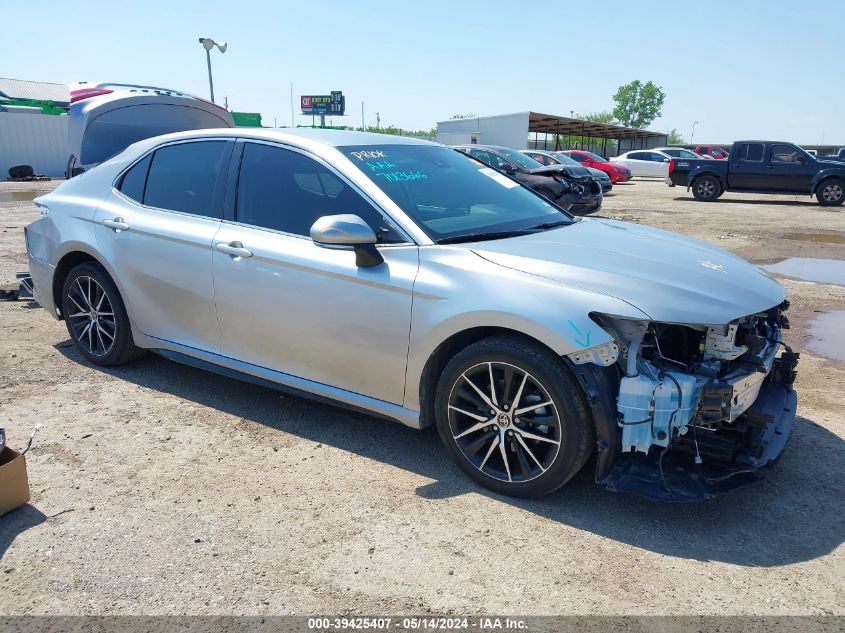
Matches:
[0,78,70,177]
[436,111,668,156]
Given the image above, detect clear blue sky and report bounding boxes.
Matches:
[4,0,843,144]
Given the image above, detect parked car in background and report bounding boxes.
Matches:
[26,128,799,501]
[66,82,234,178]
[454,144,602,214]
[560,150,632,183]
[611,150,673,178]
[654,147,711,159]
[822,148,845,162]
[694,145,730,160]
[668,140,845,206]
[521,150,612,193]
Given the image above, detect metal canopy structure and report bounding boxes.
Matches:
[436,112,668,156]
[528,111,667,155]
[528,112,664,141]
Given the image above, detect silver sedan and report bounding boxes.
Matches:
[25,129,798,500]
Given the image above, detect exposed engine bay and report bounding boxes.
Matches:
[568,301,799,501]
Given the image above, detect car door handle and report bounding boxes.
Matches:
[102,217,130,232]
[215,241,253,258]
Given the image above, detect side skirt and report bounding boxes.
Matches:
[134,336,422,429]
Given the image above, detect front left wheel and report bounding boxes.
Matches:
[817,178,845,206]
[434,336,595,498]
[61,262,145,366]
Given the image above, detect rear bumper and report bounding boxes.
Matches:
[598,355,799,502]
[27,251,58,318]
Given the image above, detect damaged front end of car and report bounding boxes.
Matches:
[567,302,798,502]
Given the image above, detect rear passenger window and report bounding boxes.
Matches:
[236,143,402,242]
[739,144,764,162]
[143,141,229,217]
[118,154,151,203]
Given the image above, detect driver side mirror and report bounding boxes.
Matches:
[499,162,517,174]
[310,214,384,268]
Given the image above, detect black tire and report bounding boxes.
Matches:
[61,262,145,366]
[691,175,722,201]
[816,178,845,206]
[434,335,594,498]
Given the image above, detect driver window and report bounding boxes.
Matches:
[771,144,803,164]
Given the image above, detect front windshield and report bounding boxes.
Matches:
[581,151,607,163]
[340,144,573,243]
[497,147,548,171]
[552,152,582,167]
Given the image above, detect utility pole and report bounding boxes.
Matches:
[361,101,365,130]
[690,121,699,145]
[376,112,380,131]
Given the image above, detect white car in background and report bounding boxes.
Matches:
[611,150,673,177]
[654,147,713,160]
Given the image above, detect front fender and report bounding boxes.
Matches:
[403,247,647,412]
[810,168,845,192]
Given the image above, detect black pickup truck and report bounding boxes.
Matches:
[668,140,845,206]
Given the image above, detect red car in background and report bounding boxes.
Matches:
[560,150,632,183]
[694,145,730,159]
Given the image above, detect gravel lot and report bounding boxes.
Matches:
[0,177,843,616]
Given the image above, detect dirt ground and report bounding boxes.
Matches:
[0,178,843,616]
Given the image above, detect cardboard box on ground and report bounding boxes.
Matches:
[0,428,32,517]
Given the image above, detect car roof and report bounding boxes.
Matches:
[453,144,510,152]
[141,127,436,148]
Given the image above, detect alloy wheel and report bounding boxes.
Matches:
[823,183,843,202]
[697,180,716,198]
[447,361,561,483]
[66,276,116,357]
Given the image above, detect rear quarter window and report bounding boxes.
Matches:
[117,154,151,203]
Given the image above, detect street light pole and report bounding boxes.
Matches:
[198,37,227,104]
[204,47,214,103]
[690,120,699,145]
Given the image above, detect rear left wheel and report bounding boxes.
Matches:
[691,175,722,201]
[434,336,594,498]
[61,262,145,366]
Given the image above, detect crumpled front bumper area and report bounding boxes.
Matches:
[598,354,798,502]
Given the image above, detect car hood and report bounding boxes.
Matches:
[587,167,610,180]
[470,218,785,325]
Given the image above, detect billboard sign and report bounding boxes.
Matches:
[301,91,345,115]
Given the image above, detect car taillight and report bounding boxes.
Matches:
[668,159,675,174]
[70,88,114,103]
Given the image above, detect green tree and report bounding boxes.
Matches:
[666,129,685,145]
[581,111,616,125]
[611,80,666,129]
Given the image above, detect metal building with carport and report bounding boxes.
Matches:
[436,111,668,157]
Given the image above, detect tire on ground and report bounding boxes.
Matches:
[691,175,722,201]
[816,178,845,206]
[61,261,146,367]
[433,335,595,498]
